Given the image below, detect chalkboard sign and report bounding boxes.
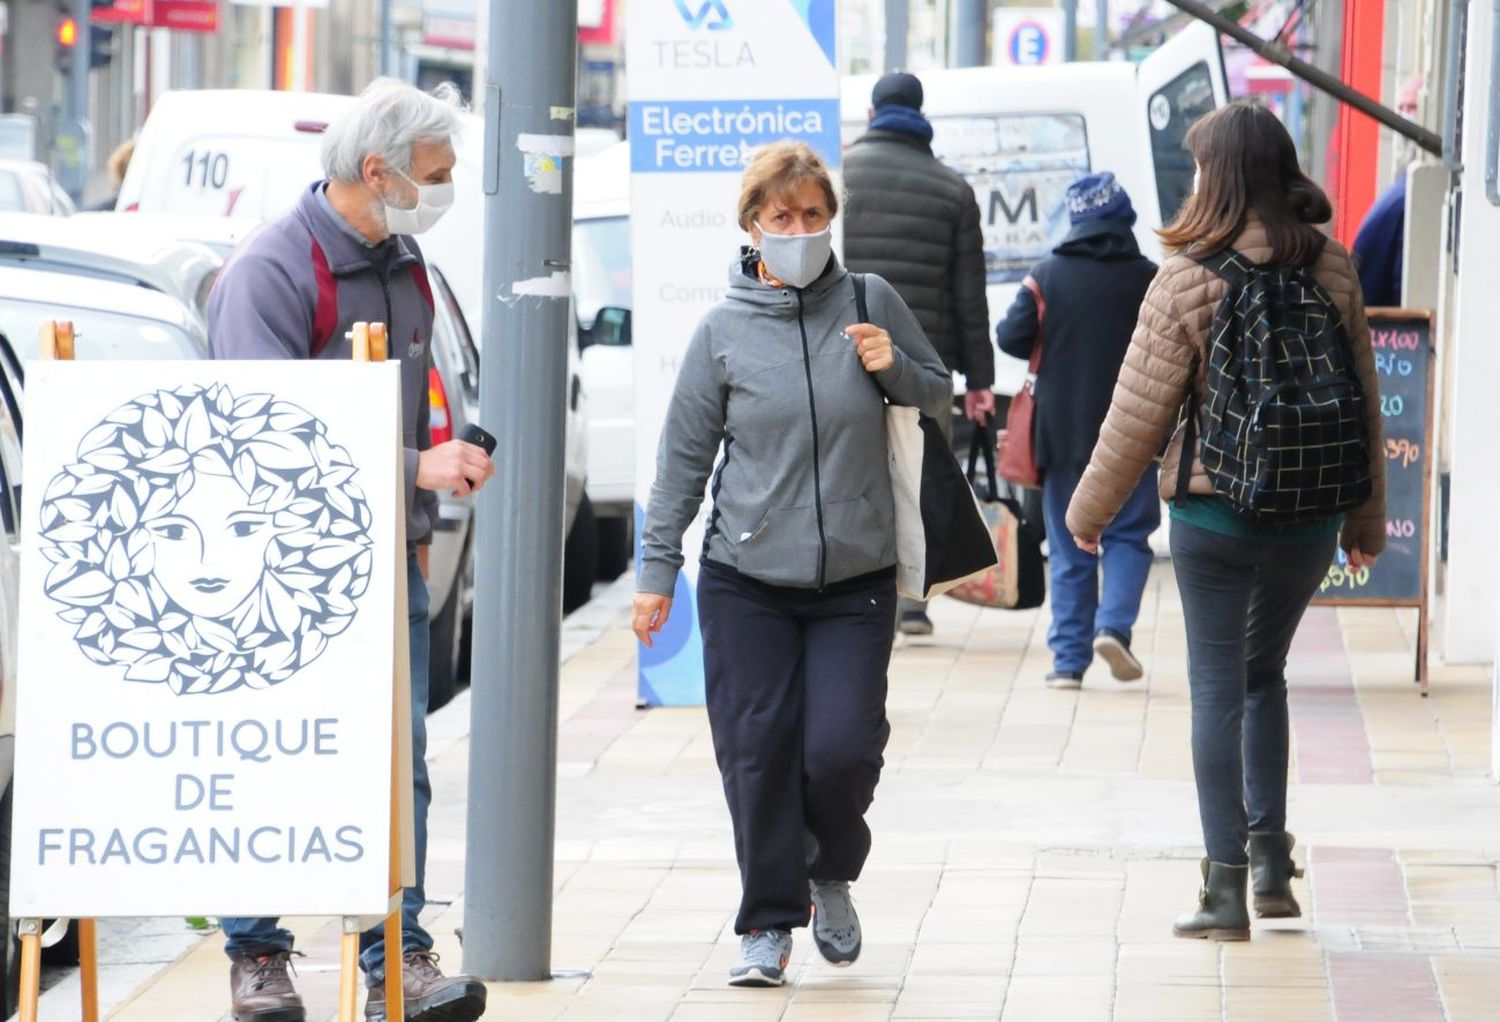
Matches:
[1313,309,1433,605]
[1313,309,1433,687]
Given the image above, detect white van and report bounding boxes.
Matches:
[841,21,1228,394]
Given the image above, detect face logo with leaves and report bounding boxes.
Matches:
[38,384,375,696]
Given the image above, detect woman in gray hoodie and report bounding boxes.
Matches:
[634,141,951,988]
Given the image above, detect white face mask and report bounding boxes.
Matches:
[756,224,833,289]
[382,168,454,235]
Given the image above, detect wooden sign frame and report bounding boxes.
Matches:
[15,321,408,1022]
[1311,308,1435,696]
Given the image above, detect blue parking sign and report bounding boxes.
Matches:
[1009,21,1051,65]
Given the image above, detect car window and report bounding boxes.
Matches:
[1148,61,1217,225]
[928,113,1091,284]
[572,215,631,326]
[0,171,26,212]
[0,302,202,360]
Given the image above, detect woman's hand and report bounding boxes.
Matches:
[633,593,674,647]
[1346,545,1379,571]
[1074,535,1100,556]
[846,323,895,374]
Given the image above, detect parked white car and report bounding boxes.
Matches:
[0,159,76,217]
[573,141,633,577]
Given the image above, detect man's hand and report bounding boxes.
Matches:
[846,323,895,374]
[417,439,496,497]
[1074,535,1100,556]
[633,593,673,647]
[965,389,996,423]
[1347,545,1379,571]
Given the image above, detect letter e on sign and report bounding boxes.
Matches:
[1010,22,1050,66]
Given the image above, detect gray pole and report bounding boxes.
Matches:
[1096,0,1111,57]
[1062,0,1079,61]
[378,0,392,77]
[462,0,575,982]
[68,0,88,123]
[953,0,987,67]
[885,0,908,69]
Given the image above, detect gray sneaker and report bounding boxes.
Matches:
[1093,629,1144,682]
[728,929,792,987]
[809,880,862,966]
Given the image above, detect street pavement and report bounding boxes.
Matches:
[35,561,1500,1021]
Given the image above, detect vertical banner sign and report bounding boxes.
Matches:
[11,361,400,918]
[629,0,839,706]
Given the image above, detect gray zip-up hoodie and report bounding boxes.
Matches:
[206,183,437,546]
[639,253,951,596]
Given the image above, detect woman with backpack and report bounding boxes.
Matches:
[633,141,951,986]
[1066,100,1386,940]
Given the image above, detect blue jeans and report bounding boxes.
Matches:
[1042,463,1160,674]
[223,551,434,979]
[1170,521,1335,864]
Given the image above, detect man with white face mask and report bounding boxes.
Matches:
[206,77,491,1022]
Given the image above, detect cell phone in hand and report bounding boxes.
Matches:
[460,423,497,457]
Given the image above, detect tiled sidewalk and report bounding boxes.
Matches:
[93,564,1500,1022]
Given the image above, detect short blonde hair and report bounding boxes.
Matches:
[736,141,840,232]
[107,139,136,189]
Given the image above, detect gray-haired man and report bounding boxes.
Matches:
[208,78,491,1022]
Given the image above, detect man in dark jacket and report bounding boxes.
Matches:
[996,172,1158,690]
[207,78,492,1022]
[844,71,994,636]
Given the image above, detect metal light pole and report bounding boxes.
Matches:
[1062,0,1079,61]
[886,0,908,69]
[379,0,393,76]
[461,0,576,982]
[954,0,987,67]
[1096,0,1111,57]
[68,0,88,124]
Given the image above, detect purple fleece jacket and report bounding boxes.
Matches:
[206,182,438,545]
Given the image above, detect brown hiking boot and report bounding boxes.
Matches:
[364,950,487,1022]
[229,950,306,1022]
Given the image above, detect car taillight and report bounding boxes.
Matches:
[428,367,453,447]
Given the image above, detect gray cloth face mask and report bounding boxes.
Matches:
[755,225,833,288]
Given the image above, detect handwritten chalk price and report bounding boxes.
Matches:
[1321,559,1372,594]
[1385,438,1420,468]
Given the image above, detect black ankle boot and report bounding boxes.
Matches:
[1248,831,1304,918]
[1172,859,1251,941]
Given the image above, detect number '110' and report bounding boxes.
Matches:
[181,150,229,190]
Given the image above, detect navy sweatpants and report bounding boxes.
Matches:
[697,561,897,934]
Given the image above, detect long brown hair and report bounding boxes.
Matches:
[1158,100,1333,265]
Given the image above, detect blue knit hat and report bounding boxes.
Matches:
[1066,172,1135,225]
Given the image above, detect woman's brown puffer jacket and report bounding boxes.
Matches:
[1065,217,1387,556]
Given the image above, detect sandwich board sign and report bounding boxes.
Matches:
[11,357,404,920]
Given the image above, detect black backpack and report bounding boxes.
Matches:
[1177,247,1372,523]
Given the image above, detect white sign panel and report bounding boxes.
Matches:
[12,361,400,918]
[992,9,1065,66]
[628,0,839,706]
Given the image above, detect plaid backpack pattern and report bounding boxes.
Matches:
[1178,248,1373,523]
